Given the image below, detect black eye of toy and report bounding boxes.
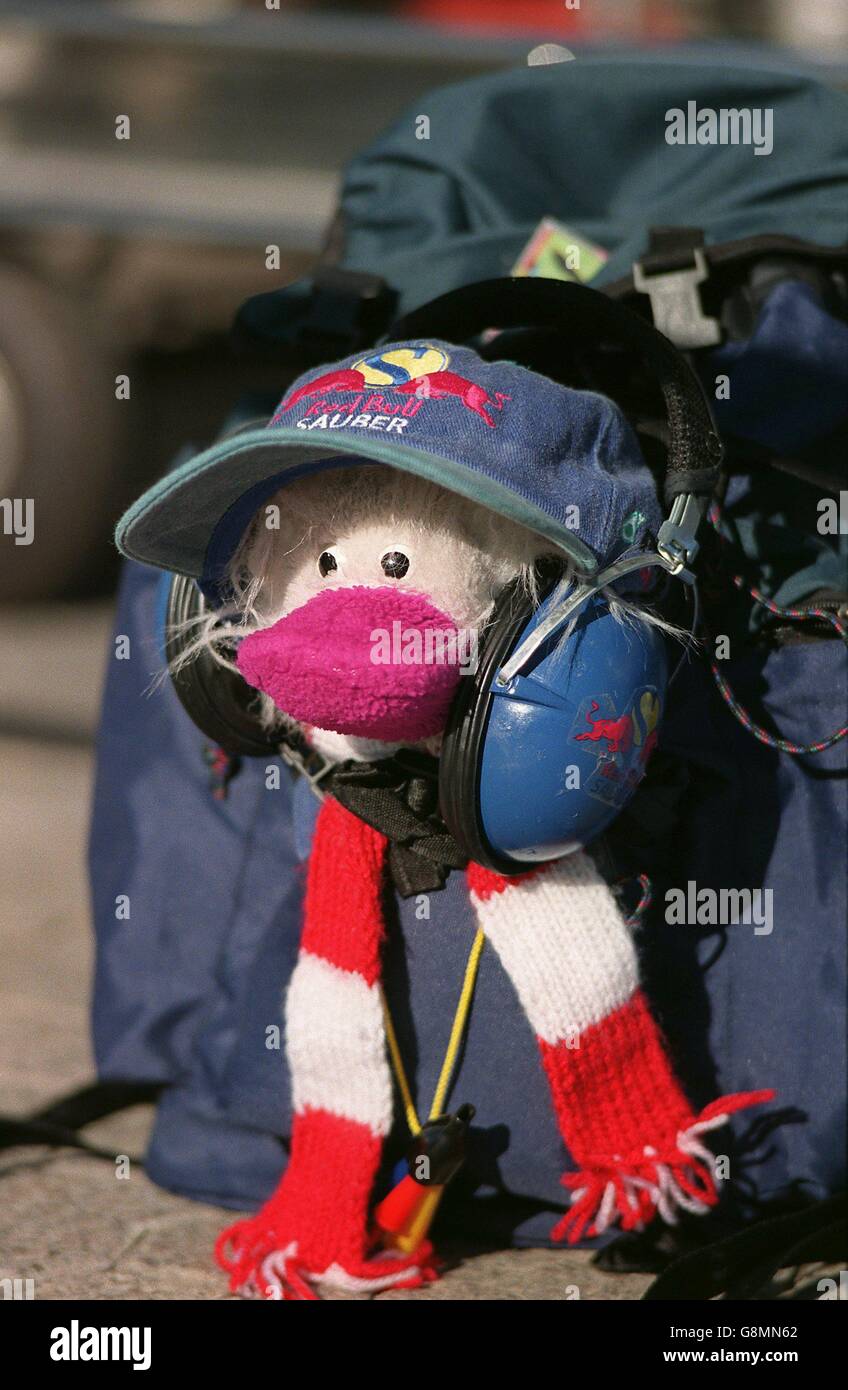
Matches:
[381,549,410,579]
[318,550,339,578]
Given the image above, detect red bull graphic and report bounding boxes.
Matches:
[575,701,634,755]
[394,370,509,427]
[274,345,510,430]
[282,368,375,411]
[572,688,662,809]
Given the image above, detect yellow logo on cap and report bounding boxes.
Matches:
[352,345,449,388]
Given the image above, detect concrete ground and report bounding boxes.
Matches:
[0,600,653,1301]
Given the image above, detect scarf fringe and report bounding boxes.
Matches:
[215,1221,438,1301]
[552,1089,775,1245]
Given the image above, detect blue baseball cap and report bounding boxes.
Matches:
[115,340,662,600]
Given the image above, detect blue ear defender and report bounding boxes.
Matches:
[438,564,668,872]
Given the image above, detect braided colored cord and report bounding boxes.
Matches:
[621,873,653,928]
[706,507,848,756]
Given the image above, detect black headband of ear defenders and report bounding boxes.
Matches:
[386,276,724,509]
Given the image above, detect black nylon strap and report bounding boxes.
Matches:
[0,1081,162,1163]
[325,752,467,896]
[662,466,722,505]
[386,277,723,501]
[641,1194,848,1300]
[640,225,707,274]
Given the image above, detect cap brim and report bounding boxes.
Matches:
[116,427,598,581]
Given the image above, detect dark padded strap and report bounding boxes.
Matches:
[326,751,467,897]
[0,1081,162,1163]
[387,277,724,502]
[641,1194,848,1300]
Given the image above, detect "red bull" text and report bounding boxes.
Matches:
[275,368,510,430]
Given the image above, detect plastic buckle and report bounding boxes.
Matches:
[278,740,333,800]
[657,493,705,582]
[302,267,396,358]
[632,248,721,350]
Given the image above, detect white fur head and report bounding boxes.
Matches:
[177,462,677,762]
[234,464,546,632]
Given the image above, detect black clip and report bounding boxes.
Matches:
[233,267,397,366]
[301,266,397,359]
[278,738,333,800]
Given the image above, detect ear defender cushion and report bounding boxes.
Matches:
[439,562,563,874]
[164,572,281,758]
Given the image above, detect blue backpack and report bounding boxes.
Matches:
[38,50,848,1275]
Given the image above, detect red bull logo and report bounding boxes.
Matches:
[575,702,634,755]
[573,689,662,809]
[273,345,510,432]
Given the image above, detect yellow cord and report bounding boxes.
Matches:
[429,927,485,1121]
[381,994,420,1136]
[380,927,486,1136]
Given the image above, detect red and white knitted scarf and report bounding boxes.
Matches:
[216,796,771,1300]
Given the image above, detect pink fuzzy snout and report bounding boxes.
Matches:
[236,586,464,741]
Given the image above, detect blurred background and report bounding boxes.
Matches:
[0,0,846,1298]
[0,0,847,609]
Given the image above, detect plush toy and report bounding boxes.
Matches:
[117,338,772,1300]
